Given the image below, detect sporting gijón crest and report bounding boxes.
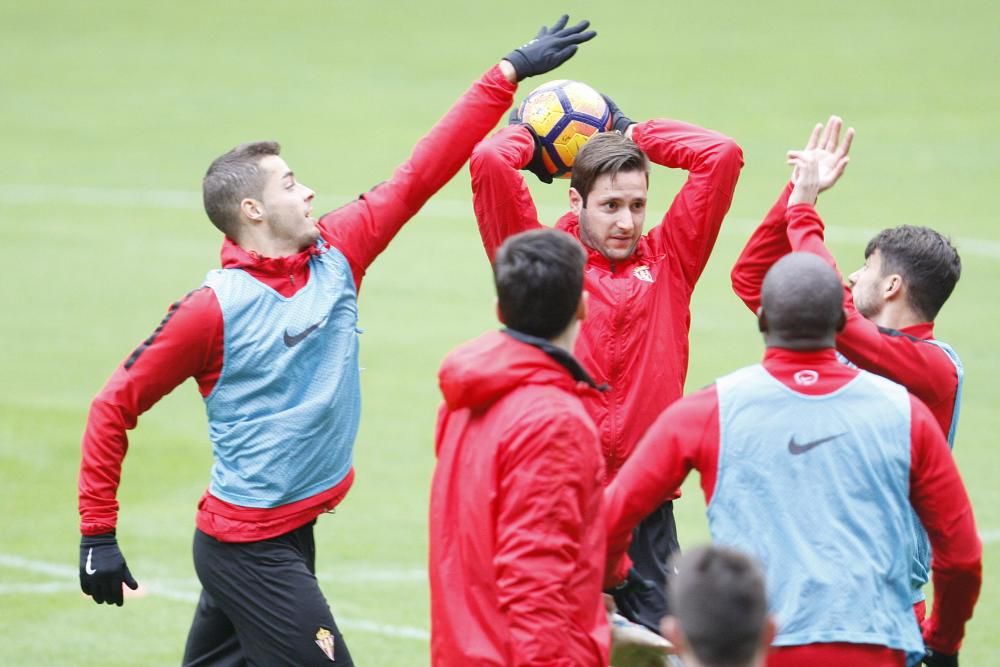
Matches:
[315,627,335,661]
[632,265,654,283]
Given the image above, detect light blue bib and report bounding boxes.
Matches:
[202,246,361,507]
[709,364,923,654]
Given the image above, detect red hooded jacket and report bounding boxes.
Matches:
[429,331,609,666]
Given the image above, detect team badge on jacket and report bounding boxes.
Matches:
[632,265,654,283]
[315,627,336,661]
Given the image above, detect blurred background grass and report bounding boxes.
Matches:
[1,1,997,664]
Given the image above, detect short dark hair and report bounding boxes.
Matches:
[202,141,281,236]
[669,545,769,667]
[865,225,961,321]
[761,252,844,342]
[570,132,650,204]
[494,229,587,339]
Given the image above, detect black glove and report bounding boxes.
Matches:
[517,124,554,184]
[923,648,958,667]
[504,15,596,81]
[601,94,635,135]
[80,532,138,606]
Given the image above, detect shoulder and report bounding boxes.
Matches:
[501,384,596,447]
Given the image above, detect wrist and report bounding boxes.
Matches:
[498,59,518,84]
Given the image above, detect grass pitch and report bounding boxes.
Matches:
[1,1,997,664]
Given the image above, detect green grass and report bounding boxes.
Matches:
[1,1,998,664]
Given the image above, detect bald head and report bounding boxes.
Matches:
[759,253,846,349]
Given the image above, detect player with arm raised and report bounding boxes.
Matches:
[470,92,744,632]
[731,119,964,655]
[77,16,596,665]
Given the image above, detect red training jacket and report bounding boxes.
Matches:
[604,348,982,658]
[78,65,518,542]
[430,331,609,667]
[471,121,743,477]
[730,184,961,438]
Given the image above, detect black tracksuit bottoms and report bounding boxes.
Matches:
[182,522,353,666]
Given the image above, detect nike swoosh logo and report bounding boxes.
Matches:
[85,548,97,575]
[283,318,326,348]
[788,432,846,455]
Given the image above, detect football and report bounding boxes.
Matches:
[512,79,612,179]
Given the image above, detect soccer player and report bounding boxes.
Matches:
[77,17,597,665]
[730,117,964,632]
[660,545,775,667]
[604,252,982,667]
[429,229,609,665]
[469,92,744,632]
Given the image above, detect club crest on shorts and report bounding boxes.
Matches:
[632,265,654,283]
[315,627,336,661]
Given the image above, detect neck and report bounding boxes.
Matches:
[763,333,836,350]
[549,324,577,353]
[868,302,926,330]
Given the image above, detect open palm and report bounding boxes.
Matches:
[788,116,855,192]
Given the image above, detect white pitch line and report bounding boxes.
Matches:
[0,552,429,642]
[978,529,1000,545]
[3,183,1000,259]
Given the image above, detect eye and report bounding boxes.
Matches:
[631,201,646,212]
[605,201,618,211]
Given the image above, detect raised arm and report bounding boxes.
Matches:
[494,412,605,666]
[731,183,794,314]
[732,117,852,314]
[470,124,545,263]
[320,16,596,285]
[637,119,743,289]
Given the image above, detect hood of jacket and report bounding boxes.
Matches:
[219,236,323,275]
[439,330,592,411]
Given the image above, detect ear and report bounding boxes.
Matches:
[882,273,904,301]
[660,616,686,654]
[836,308,847,333]
[760,615,777,652]
[240,197,264,223]
[495,298,506,326]
[757,306,768,333]
[577,290,589,322]
[568,187,584,216]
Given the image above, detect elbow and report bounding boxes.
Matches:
[717,136,745,173]
[730,263,751,301]
[469,140,495,176]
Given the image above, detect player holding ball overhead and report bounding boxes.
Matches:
[469,81,744,633]
[77,16,596,666]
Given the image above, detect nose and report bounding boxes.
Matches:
[303,185,315,201]
[614,210,635,233]
[846,267,860,287]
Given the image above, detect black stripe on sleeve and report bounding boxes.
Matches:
[124,290,197,370]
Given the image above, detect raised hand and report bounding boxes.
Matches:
[787,151,822,207]
[504,15,597,81]
[787,115,854,194]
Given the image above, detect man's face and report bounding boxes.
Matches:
[256,154,318,251]
[571,170,647,263]
[847,248,887,319]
